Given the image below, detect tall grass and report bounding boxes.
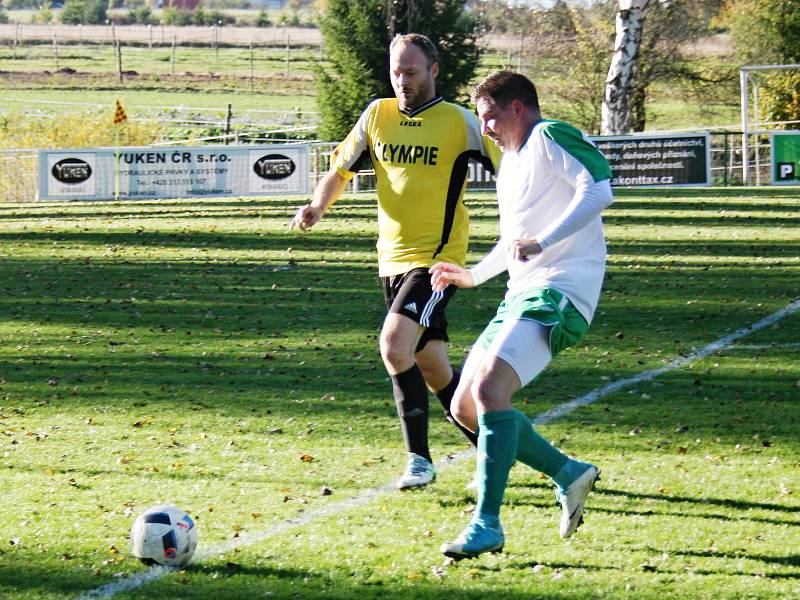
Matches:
[0,111,163,202]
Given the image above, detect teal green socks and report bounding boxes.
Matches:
[552,458,595,491]
[474,409,593,526]
[512,409,570,478]
[474,411,518,528]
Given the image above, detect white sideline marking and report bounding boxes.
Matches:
[534,298,800,426]
[76,297,800,600]
[723,342,800,350]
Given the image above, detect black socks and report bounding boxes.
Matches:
[435,370,478,447]
[392,366,478,461]
[391,364,431,462]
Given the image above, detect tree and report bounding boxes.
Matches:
[314,0,481,141]
[601,0,651,134]
[315,0,387,141]
[722,0,800,65]
[60,0,86,23]
[60,0,107,24]
[601,0,732,133]
[722,0,800,129]
[548,6,613,134]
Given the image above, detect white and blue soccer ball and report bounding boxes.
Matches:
[130,505,197,567]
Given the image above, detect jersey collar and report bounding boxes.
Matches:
[399,96,444,117]
[518,117,544,152]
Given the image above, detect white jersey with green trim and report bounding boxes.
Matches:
[470,119,613,323]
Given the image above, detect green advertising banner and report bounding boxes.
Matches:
[772,132,800,185]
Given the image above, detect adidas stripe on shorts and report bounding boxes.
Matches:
[381,267,457,351]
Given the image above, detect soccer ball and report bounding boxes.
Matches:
[130,505,197,567]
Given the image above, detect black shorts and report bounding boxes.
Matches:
[381,267,457,351]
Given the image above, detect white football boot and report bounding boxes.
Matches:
[555,465,600,538]
[396,453,436,490]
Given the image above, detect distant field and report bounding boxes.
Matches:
[0,23,741,135]
[0,86,317,114]
[0,188,798,600]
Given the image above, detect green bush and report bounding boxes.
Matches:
[162,5,233,26]
[0,6,8,23]
[32,6,53,23]
[5,0,38,8]
[761,73,800,130]
[84,0,107,23]
[60,0,86,24]
[278,11,300,27]
[194,7,232,26]
[255,9,270,27]
[162,6,193,26]
[127,5,153,24]
[60,0,107,24]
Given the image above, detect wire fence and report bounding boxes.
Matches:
[0,23,323,48]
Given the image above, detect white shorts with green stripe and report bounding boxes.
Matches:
[462,288,589,387]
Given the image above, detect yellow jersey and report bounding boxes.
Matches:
[331,96,500,276]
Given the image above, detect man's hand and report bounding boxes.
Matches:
[511,238,542,262]
[289,204,322,231]
[429,262,475,292]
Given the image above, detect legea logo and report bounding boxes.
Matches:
[52,158,92,184]
[253,154,295,180]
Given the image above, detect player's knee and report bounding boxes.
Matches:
[380,333,413,370]
[450,400,469,424]
[417,361,448,390]
[471,377,499,410]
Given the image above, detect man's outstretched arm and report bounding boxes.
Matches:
[289,169,349,231]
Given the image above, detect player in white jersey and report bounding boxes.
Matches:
[429,71,613,559]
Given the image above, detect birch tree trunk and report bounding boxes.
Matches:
[601,0,651,135]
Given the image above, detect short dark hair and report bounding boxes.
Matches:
[472,71,540,111]
[390,33,439,68]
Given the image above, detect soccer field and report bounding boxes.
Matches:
[0,188,798,599]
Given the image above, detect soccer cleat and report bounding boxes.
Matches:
[440,521,505,560]
[555,464,600,539]
[396,453,436,490]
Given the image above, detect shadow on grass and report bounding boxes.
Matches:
[598,487,800,514]
[612,187,800,199]
[0,549,586,600]
[647,546,800,568]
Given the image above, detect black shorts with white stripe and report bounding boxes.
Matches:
[381,267,458,352]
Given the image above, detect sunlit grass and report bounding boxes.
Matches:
[0,189,798,599]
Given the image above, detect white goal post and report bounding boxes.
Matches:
[740,63,800,184]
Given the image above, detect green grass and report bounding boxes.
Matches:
[0,43,740,133]
[0,44,322,77]
[1,87,317,114]
[0,188,798,599]
[0,43,320,116]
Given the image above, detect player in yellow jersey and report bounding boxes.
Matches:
[290,33,499,489]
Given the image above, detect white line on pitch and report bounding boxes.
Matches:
[75,297,800,600]
[722,342,800,350]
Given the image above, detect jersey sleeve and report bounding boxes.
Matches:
[536,176,613,249]
[469,241,508,286]
[458,105,501,173]
[541,121,612,183]
[535,123,614,249]
[330,101,377,181]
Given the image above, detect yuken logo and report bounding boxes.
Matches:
[253,154,295,180]
[52,158,92,184]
